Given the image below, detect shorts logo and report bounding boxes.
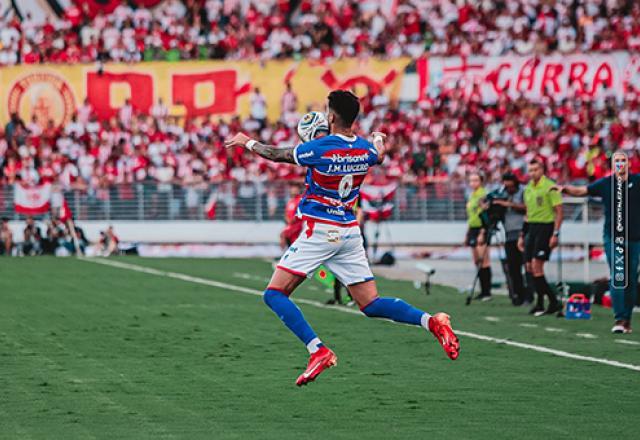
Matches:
[8,73,76,128]
[327,230,340,243]
[537,250,546,257]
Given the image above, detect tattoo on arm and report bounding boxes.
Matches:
[251,143,296,164]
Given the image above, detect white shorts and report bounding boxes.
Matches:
[277,221,374,286]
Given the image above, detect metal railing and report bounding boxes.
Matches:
[0,182,602,222]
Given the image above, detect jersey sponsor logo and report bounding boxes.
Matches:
[298,151,314,159]
[327,153,370,163]
[321,148,370,163]
[326,207,345,216]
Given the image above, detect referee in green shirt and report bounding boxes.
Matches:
[466,172,492,300]
[518,158,564,316]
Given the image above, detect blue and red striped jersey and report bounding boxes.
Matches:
[293,134,379,226]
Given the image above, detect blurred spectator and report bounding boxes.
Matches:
[23,216,43,256]
[100,226,119,256]
[250,87,268,129]
[281,82,298,114]
[0,217,13,256]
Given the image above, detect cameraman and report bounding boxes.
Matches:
[491,173,530,305]
[465,172,492,301]
[518,158,564,316]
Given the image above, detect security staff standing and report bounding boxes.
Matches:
[555,152,639,334]
[518,158,564,316]
[466,172,492,301]
[492,173,530,305]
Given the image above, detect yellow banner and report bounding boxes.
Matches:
[0,58,410,128]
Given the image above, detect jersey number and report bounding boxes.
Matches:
[338,174,353,198]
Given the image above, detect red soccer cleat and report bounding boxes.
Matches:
[296,346,337,386]
[428,313,460,360]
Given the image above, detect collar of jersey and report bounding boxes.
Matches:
[333,133,357,143]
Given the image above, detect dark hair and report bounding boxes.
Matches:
[328,90,360,127]
[529,157,544,167]
[502,172,518,183]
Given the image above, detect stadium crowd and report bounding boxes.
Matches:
[2,84,640,190]
[1,0,640,65]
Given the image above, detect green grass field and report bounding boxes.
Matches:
[0,257,638,439]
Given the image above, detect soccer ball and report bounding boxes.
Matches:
[297,111,329,142]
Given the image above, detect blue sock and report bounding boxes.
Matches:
[263,289,323,353]
[362,297,430,328]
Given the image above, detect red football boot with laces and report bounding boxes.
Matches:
[296,346,337,386]
[428,313,460,360]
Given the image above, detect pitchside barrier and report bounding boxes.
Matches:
[4,182,601,250]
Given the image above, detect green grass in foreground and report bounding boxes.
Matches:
[0,257,638,440]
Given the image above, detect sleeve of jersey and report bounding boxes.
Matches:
[550,186,563,207]
[366,141,380,166]
[586,177,606,198]
[293,138,323,166]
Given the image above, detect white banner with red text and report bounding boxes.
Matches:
[408,51,640,103]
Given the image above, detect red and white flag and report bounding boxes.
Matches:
[205,191,218,220]
[360,183,396,222]
[59,198,73,222]
[14,183,52,215]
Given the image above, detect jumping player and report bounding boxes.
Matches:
[225,90,460,386]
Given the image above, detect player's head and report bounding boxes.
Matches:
[501,172,519,194]
[612,151,628,179]
[527,158,545,181]
[327,90,360,130]
[468,172,484,190]
[288,183,301,197]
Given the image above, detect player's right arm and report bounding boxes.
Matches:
[225,133,296,164]
[551,184,588,197]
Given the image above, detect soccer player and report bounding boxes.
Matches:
[225,90,459,386]
[518,158,564,316]
[280,184,304,249]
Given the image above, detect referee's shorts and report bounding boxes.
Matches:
[465,227,484,247]
[524,223,554,262]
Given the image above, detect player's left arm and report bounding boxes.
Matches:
[371,132,387,164]
[225,133,296,164]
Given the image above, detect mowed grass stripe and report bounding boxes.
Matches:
[80,257,640,373]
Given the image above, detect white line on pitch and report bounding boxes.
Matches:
[79,258,640,373]
[544,327,565,333]
[519,323,538,328]
[484,316,500,322]
[576,333,598,339]
[615,339,640,346]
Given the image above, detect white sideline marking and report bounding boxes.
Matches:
[519,323,538,328]
[484,316,500,322]
[576,333,598,339]
[544,327,565,333]
[615,339,640,346]
[79,258,640,373]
